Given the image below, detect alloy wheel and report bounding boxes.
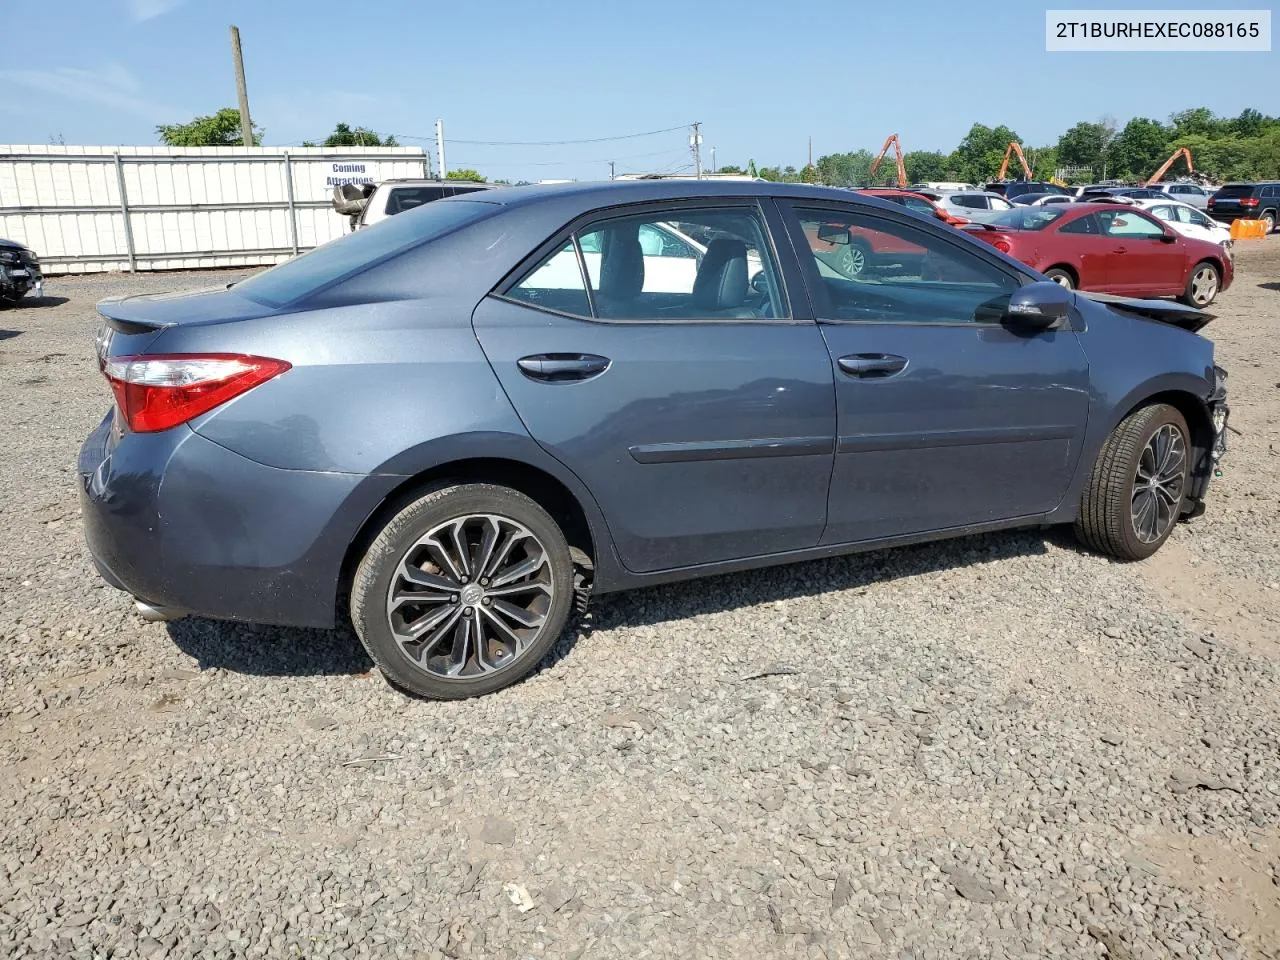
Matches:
[1130,424,1186,544]
[1051,273,1073,288]
[1189,265,1218,306]
[385,514,554,679]
[839,245,866,277]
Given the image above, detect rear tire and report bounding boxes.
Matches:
[1044,267,1075,289]
[1074,404,1190,561]
[1180,260,1220,307]
[350,483,575,699]
[1261,210,1276,234]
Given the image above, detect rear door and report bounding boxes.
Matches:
[473,199,837,574]
[779,200,1090,544]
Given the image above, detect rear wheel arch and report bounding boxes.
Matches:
[338,457,603,618]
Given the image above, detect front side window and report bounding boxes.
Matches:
[1187,209,1211,227]
[902,197,936,217]
[1100,211,1164,237]
[792,205,1019,324]
[504,204,786,321]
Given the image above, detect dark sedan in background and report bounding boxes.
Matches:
[81,181,1229,699]
[0,238,43,305]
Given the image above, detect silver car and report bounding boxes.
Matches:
[1152,182,1213,210]
[920,190,1015,223]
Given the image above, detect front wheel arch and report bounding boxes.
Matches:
[1043,264,1078,288]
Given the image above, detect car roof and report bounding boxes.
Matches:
[476,178,893,209]
[377,179,495,188]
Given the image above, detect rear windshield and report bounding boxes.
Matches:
[1214,184,1255,198]
[985,207,1067,231]
[237,199,497,306]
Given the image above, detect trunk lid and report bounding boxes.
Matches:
[96,284,278,334]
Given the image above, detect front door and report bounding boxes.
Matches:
[780,201,1092,545]
[473,200,836,574]
[1097,207,1187,296]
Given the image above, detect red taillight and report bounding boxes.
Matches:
[103,353,291,432]
[1240,197,1260,207]
[993,239,1013,253]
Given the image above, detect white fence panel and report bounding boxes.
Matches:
[0,145,428,274]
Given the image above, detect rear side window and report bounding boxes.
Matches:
[951,195,987,209]
[1264,185,1279,198]
[502,204,787,322]
[1060,214,1101,235]
[236,199,496,306]
[385,185,448,214]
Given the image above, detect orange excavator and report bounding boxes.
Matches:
[997,141,1033,181]
[869,133,908,187]
[1144,147,1194,186]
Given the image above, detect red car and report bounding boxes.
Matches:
[857,188,970,226]
[963,203,1232,307]
[804,190,967,278]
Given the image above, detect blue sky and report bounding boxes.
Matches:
[1,0,1275,180]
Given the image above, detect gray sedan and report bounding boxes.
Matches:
[80,180,1229,699]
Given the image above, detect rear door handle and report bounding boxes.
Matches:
[517,353,611,382]
[838,353,908,379]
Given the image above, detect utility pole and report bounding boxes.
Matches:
[435,119,446,181]
[609,161,615,180]
[691,122,702,180]
[808,136,813,169]
[710,147,716,175]
[229,25,254,147]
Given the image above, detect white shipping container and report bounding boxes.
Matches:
[0,144,428,274]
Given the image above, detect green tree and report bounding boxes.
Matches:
[156,107,262,146]
[1169,107,1225,139]
[1230,108,1267,138]
[903,150,947,183]
[1056,121,1112,173]
[716,164,745,175]
[1108,117,1171,180]
[947,124,1022,183]
[814,150,875,186]
[306,122,397,147]
[1025,145,1058,181]
[446,168,487,182]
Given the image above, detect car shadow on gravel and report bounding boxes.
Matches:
[0,329,21,341]
[161,530,1051,687]
[167,617,373,677]
[1259,281,1280,292]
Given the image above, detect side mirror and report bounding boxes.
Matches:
[1159,231,1177,243]
[1003,281,1072,329]
[817,223,851,245]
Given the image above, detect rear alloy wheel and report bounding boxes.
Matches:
[350,484,574,699]
[1261,210,1276,234]
[1075,403,1190,561]
[1044,268,1075,289]
[1181,261,1220,307]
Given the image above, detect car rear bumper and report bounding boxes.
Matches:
[78,412,398,628]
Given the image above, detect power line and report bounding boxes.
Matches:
[448,148,687,169]
[393,124,690,147]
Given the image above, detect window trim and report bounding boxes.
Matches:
[491,197,803,325]
[776,198,1030,327]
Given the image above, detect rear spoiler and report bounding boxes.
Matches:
[1078,292,1213,333]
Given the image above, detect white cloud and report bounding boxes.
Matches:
[0,63,186,122]
[126,0,185,21]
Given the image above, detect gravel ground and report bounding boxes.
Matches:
[1,243,1279,960]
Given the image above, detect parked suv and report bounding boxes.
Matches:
[1208,182,1280,233]
[357,179,496,229]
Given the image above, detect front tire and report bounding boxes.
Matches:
[350,483,575,699]
[1181,261,1220,307]
[1074,404,1191,561]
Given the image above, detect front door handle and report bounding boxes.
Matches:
[1114,246,1128,254]
[517,353,611,382]
[838,353,908,379]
